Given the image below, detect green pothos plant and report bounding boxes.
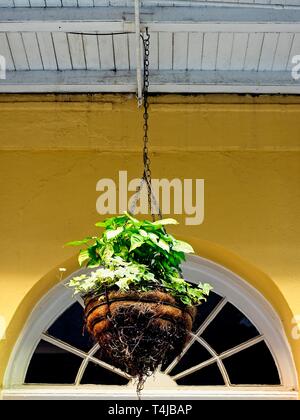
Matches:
[66,212,212,306]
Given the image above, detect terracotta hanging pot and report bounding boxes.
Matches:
[84,289,197,378]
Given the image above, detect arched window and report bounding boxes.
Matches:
[3,256,298,400]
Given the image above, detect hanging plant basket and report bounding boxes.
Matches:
[62,29,213,392]
[84,289,196,378]
[66,213,212,390]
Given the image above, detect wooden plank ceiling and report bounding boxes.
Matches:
[0,1,300,93]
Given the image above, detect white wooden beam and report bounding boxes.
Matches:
[148,23,300,33]
[0,22,132,33]
[1,21,300,34]
[156,0,300,10]
[1,7,300,33]
[1,69,299,93]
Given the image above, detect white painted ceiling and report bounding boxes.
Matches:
[0,1,300,93]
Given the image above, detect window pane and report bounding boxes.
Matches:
[201,302,260,354]
[80,361,129,385]
[176,363,224,386]
[192,292,223,332]
[94,348,114,364]
[223,341,281,385]
[25,340,82,384]
[168,341,212,376]
[47,302,93,352]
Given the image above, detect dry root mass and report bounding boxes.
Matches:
[84,290,196,393]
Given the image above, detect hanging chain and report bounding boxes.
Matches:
[142,28,163,221]
[64,29,160,220]
[130,28,162,221]
[142,28,154,220]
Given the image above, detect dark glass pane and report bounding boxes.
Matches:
[94,348,113,364]
[176,363,224,386]
[192,292,223,332]
[201,302,260,354]
[80,361,129,385]
[25,340,82,384]
[47,302,94,352]
[223,341,280,385]
[168,341,211,376]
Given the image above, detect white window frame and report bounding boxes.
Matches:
[2,255,298,400]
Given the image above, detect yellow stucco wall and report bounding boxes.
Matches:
[0,93,299,391]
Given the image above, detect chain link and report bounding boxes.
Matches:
[142,28,154,219]
[142,29,163,221]
[131,28,162,221]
